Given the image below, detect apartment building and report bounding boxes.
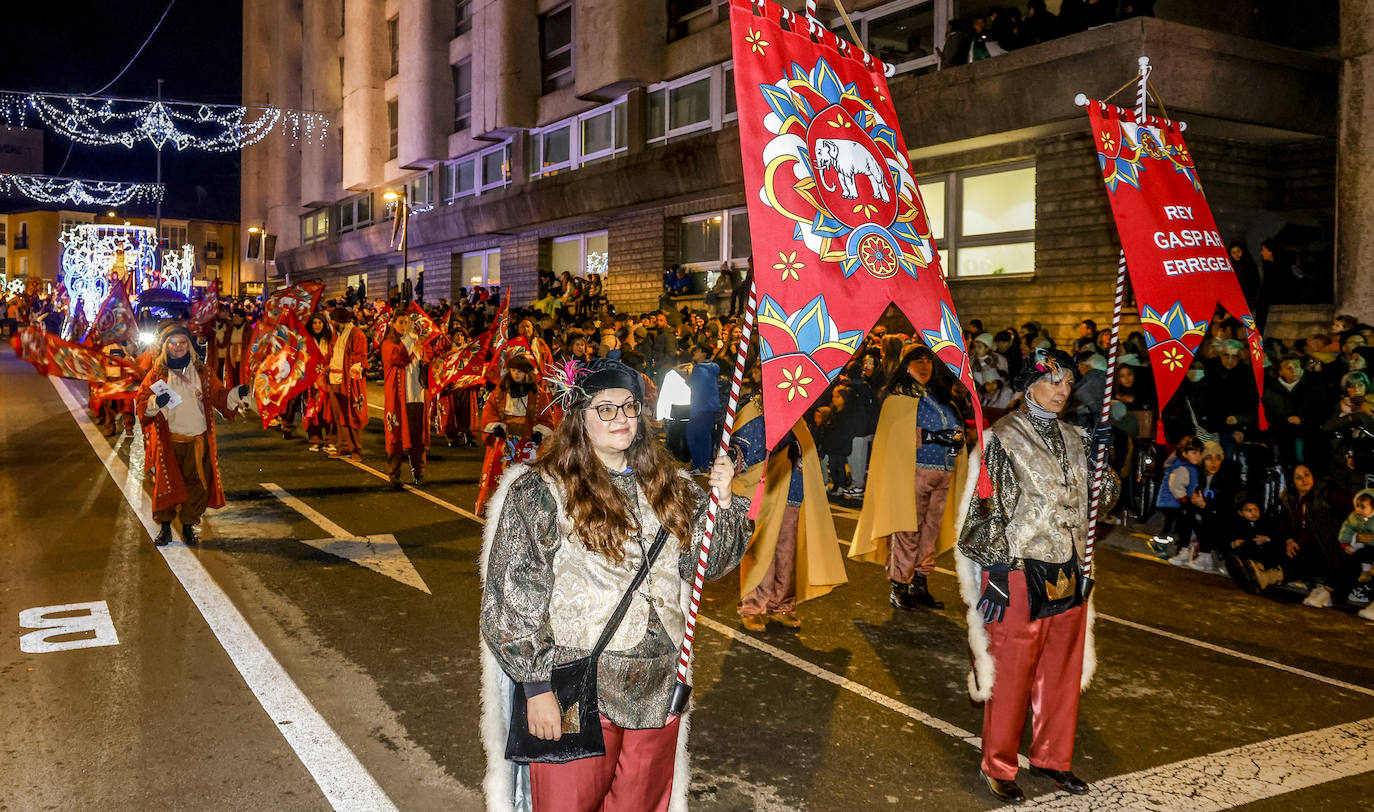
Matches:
[244,0,1347,339]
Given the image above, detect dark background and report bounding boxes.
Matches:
[0,1,242,221]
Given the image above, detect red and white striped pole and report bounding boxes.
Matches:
[1085,56,1150,579]
[671,281,758,709]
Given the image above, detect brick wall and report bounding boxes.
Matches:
[607,208,670,314]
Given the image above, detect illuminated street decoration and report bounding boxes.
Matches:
[0,91,330,152]
[59,224,158,322]
[157,244,195,296]
[0,173,164,206]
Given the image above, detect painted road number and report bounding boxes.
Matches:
[18,601,120,653]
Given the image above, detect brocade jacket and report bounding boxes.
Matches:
[481,467,752,729]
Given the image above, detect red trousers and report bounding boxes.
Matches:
[529,714,680,812]
[980,569,1087,780]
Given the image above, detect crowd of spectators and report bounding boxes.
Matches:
[940,0,1156,67]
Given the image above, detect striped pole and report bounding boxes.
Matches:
[674,281,758,688]
[1085,56,1150,579]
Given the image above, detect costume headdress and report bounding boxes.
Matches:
[545,357,644,411]
[1013,348,1075,392]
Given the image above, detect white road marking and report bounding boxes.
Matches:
[261,482,431,594]
[339,456,485,523]
[1013,716,1374,810]
[18,601,120,653]
[51,377,397,812]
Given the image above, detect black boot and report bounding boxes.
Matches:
[182,524,198,545]
[909,574,945,609]
[388,475,403,491]
[889,580,919,611]
[1030,766,1089,795]
[154,522,173,546]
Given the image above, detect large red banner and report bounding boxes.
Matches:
[90,280,138,347]
[1086,100,1266,425]
[730,0,981,451]
[249,314,326,428]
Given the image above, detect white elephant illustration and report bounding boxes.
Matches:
[813,138,891,203]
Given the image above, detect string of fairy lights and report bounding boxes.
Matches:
[0,172,164,206]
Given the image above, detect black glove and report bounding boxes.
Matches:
[922,428,962,447]
[977,566,1012,624]
[785,439,801,463]
[490,425,507,440]
[531,429,544,446]
[1092,423,1113,467]
[155,392,171,409]
[236,384,250,399]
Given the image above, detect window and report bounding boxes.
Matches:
[461,247,501,286]
[387,99,399,160]
[158,223,188,250]
[647,63,735,144]
[15,222,27,250]
[19,256,28,275]
[454,0,472,36]
[668,0,728,42]
[678,208,750,283]
[0,257,6,274]
[441,142,511,201]
[529,99,627,178]
[0,222,6,246]
[919,163,1035,278]
[387,17,399,78]
[551,231,609,278]
[407,172,433,208]
[540,4,574,95]
[61,213,94,236]
[826,0,939,75]
[300,208,330,244]
[453,60,472,131]
[337,193,374,234]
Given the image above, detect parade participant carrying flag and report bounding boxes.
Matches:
[90,280,138,348]
[248,313,326,430]
[188,280,220,339]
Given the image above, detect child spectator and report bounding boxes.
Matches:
[1152,436,1203,564]
[1303,489,1374,617]
[822,386,859,495]
[1223,500,1288,593]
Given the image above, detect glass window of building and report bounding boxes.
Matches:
[551,231,610,277]
[444,157,477,201]
[825,0,939,74]
[540,4,574,95]
[387,99,399,160]
[300,208,329,244]
[453,60,472,132]
[480,144,511,191]
[668,0,727,41]
[919,162,1035,278]
[531,124,572,176]
[461,248,501,286]
[647,63,735,144]
[679,207,749,283]
[158,224,188,249]
[454,0,472,36]
[407,173,433,208]
[388,17,399,78]
[529,99,627,178]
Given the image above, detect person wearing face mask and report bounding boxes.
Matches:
[955,348,1118,804]
[1206,339,1260,451]
[1262,355,1325,467]
[475,354,555,515]
[135,326,254,546]
[1162,361,1217,444]
[1323,371,1374,494]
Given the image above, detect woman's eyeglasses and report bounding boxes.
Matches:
[588,401,643,421]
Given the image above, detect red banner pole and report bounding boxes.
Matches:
[672,280,758,696]
[1084,55,1150,579]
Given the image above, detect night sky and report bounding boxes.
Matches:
[0,1,242,221]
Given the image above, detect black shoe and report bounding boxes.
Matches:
[154,522,173,546]
[889,580,920,611]
[182,524,198,545]
[388,475,403,491]
[1030,765,1089,795]
[909,574,945,609]
[411,473,424,487]
[447,440,460,448]
[981,771,1025,804]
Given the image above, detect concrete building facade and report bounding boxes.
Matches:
[244,0,1350,341]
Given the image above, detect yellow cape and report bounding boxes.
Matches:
[848,393,968,564]
[732,399,848,603]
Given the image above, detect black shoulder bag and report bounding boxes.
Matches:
[505,525,670,764]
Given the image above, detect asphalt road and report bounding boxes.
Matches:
[3,352,1373,811]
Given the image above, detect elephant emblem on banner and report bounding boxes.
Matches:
[813,138,890,202]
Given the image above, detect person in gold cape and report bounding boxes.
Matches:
[731,369,847,632]
[849,346,971,611]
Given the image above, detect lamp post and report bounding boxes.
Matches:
[383,189,410,304]
[247,225,266,299]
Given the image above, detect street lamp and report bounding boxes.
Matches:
[384,189,411,303]
[247,225,267,298]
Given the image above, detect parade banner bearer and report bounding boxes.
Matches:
[956,348,1118,805]
[136,326,253,546]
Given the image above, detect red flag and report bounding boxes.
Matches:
[428,340,487,399]
[406,301,446,351]
[1085,101,1266,427]
[262,281,324,328]
[249,314,326,428]
[189,280,220,337]
[90,280,139,347]
[730,0,983,453]
[371,302,393,351]
[90,357,144,404]
[11,325,50,374]
[32,330,117,383]
[482,289,512,382]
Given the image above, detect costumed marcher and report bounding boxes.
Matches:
[850,346,969,610]
[215,310,251,387]
[302,312,335,452]
[327,306,369,461]
[381,313,432,488]
[956,347,1119,804]
[479,358,753,812]
[438,324,482,447]
[135,327,254,546]
[730,370,847,632]
[474,354,554,516]
[99,343,137,437]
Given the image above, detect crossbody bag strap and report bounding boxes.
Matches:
[587,526,671,661]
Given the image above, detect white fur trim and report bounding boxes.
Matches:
[477,463,696,810]
[1081,598,1097,691]
[949,449,996,701]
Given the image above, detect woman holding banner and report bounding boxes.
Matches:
[479,358,750,812]
[327,306,369,461]
[380,313,432,488]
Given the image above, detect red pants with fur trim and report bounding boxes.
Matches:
[530,714,679,812]
[980,569,1087,780]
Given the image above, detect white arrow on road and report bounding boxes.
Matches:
[260,483,431,594]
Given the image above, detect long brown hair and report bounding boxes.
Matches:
[532,403,698,562]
